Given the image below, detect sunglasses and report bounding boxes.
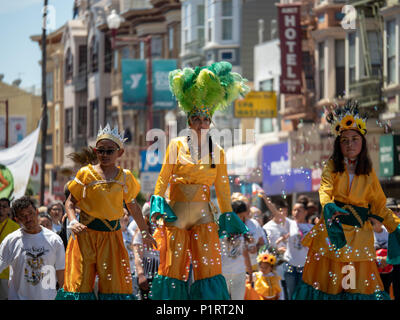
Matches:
[94,148,119,155]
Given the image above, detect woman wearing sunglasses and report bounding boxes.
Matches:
[56,124,156,300]
[149,62,249,300]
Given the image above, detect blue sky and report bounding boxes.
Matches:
[0,0,74,91]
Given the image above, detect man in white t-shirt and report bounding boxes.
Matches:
[0,197,65,300]
[262,198,291,300]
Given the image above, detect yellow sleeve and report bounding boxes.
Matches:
[370,169,400,233]
[318,160,335,208]
[68,167,87,202]
[124,170,141,203]
[214,148,233,213]
[154,139,177,197]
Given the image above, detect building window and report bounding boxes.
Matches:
[140,41,145,59]
[65,108,73,143]
[90,36,99,73]
[318,41,325,100]
[151,36,163,58]
[335,39,345,97]
[183,3,190,47]
[197,4,205,44]
[221,0,233,41]
[168,26,174,52]
[105,97,112,126]
[219,49,234,62]
[260,79,274,91]
[65,48,73,82]
[46,72,53,102]
[77,106,87,136]
[121,46,130,59]
[260,119,273,133]
[78,45,87,78]
[208,20,213,42]
[367,31,381,77]
[387,20,396,84]
[348,32,356,84]
[303,51,314,91]
[104,36,112,73]
[90,100,99,138]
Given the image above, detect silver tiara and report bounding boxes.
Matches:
[97,123,127,146]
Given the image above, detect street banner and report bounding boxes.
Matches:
[277,3,303,94]
[234,91,277,118]
[152,59,177,110]
[0,123,40,200]
[262,142,311,196]
[380,134,400,177]
[122,59,178,111]
[122,59,147,109]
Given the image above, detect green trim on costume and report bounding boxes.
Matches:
[55,288,97,300]
[218,211,249,238]
[190,274,230,300]
[85,218,121,232]
[387,224,400,265]
[98,293,136,300]
[150,195,177,222]
[324,202,360,250]
[292,280,391,300]
[149,274,190,300]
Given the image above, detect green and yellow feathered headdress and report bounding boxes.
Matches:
[169,61,250,118]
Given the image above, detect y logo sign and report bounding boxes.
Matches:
[130,74,143,89]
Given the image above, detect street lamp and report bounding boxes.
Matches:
[106,10,153,138]
[106,9,124,49]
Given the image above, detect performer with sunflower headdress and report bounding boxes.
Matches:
[293,100,400,300]
[244,247,283,300]
[149,61,250,300]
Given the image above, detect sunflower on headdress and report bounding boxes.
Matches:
[340,114,355,130]
[257,252,277,265]
[331,120,342,136]
[355,118,367,135]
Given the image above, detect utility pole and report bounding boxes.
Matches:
[0,100,8,148]
[146,35,153,135]
[40,0,48,205]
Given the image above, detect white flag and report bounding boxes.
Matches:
[0,123,40,200]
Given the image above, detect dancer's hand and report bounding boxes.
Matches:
[141,230,157,249]
[151,212,162,224]
[69,222,87,235]
[137,274,149,291]
[331,211,349,221]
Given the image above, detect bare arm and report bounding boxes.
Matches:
[65,194,87,234]
[133,243,149,291]
[56,269,64,288]
[126,201,157,249]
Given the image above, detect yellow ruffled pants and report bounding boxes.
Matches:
[63,228,133,295]
[155,201,222,282]
[302,248,384,295]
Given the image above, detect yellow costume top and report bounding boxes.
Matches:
[303,159,400,262]
[68,164,140,221]
[154,136,232,213]
[0,218,20,279]
[253,271,281,300]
